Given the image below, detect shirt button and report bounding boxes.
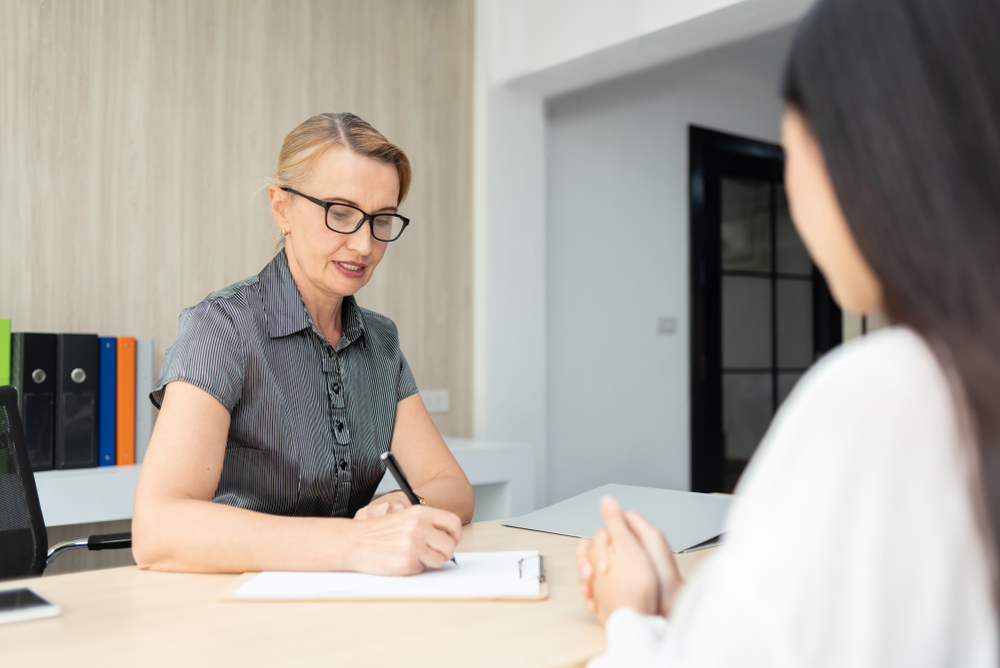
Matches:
[333,383,341,393]
[336,421,344,431]
[340,459,348,469]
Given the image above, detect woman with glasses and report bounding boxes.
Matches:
[132,113,473,575]
[576,0,999,665]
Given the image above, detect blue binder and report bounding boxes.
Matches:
[97,336,117,466]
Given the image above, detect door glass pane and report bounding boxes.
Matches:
[778,372,803,406]
[721,178,771,273]
[776,185,812,276]
[723,373,773,462]
[777,279,813,369]
[723,275,772,369]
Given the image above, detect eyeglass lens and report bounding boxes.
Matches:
[327,203,405,241]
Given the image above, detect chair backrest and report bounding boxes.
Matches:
[0,385,48,579]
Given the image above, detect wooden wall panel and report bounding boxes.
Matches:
[0,0,474,436]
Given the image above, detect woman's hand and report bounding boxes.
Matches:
[353,491,411,520]
[576,496,684,624]
[347,504,463,575]
[623,509,685,616]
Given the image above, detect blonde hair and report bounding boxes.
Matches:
[270,112,412,203]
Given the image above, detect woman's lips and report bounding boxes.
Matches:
[334,261,366,278]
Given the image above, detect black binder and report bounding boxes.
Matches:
[55,334,99,469]
[10,333,58,471]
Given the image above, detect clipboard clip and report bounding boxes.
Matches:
[518,555,545,583]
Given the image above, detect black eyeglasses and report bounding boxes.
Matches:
[281,187,410,242]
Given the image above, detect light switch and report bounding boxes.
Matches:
[656,317,677,335]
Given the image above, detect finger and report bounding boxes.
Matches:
[424,524,459,561]
[625,511,676,554]
[625,511,681,615]
[592,527,610,573]
[624,511,679,579]
[416,529,459,569]
[383,500,406,515]
[600,496,640,548]
[576,539,594,580]
[426,507,464,544]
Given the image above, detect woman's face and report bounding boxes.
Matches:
[781,108,884,314]
[271,147,400,304]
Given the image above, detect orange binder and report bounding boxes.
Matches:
[116,336,136,465]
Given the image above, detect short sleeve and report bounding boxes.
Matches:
[397,351,418,402]
[150,298,246,412]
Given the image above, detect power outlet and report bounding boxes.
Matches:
[421,389,450,414]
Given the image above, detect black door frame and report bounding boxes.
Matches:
[689,125,842,493]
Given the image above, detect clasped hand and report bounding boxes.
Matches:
[576,496,685,625]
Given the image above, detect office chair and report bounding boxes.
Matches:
[0,385,131,580]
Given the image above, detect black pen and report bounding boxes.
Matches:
[380,451,458,565]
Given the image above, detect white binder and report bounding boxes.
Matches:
[134,338,154,464]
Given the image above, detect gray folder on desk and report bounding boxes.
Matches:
[502,484,732,553]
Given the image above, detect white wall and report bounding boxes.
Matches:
[486,0,813,96]
[474,1,550,506]
[475,0,807,508]
[545,34,790,502]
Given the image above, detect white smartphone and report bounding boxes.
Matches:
[0,588,61,625]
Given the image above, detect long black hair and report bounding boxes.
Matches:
[783,0,1000,608]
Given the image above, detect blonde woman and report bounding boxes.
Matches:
[133,113,473,575]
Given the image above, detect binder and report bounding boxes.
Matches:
[0,318,10,386]
[10,333,57,471]
[55,334,99,469]
[134,338,154,464]
[97,337,117,466]
[116,336,136,466]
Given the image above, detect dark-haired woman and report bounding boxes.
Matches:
[575,0,1000,664]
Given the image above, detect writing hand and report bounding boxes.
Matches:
[348,504,462,575]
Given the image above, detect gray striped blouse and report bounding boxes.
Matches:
[151,251,418,518]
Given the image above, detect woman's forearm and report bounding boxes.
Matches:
[414,475,475,523]
[132,497,360,573]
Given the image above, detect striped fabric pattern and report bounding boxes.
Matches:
[151,251,418,518]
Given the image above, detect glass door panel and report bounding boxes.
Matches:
[777,279,813,368]
[722,276,773,368]
[776,185,812,275]
[721,178,771,272]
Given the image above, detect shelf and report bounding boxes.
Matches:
[34,465,142,528]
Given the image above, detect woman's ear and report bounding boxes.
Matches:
[269,185,291,236]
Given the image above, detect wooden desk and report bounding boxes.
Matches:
[1,519,714,667]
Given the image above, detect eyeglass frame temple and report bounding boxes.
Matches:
[279,187,409,241]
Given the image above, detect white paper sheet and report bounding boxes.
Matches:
[231,550,541,600]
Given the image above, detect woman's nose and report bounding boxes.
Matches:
[346,220,374,254]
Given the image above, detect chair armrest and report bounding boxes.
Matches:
[47,532,132,565]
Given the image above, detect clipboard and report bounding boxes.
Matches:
[217,551,548,603]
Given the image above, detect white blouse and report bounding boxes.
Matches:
[591,328,997,667]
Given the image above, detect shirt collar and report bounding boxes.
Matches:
[260,251,367,348]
